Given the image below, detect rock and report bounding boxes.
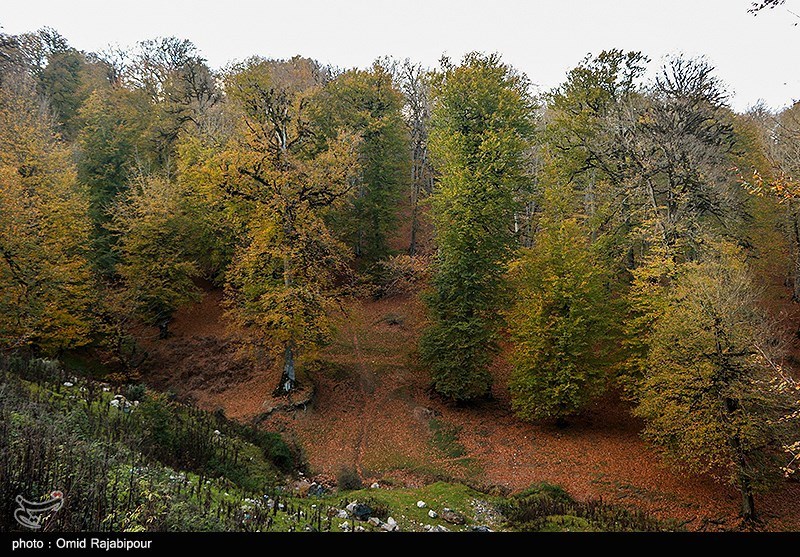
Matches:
[102,386,111,392]
[355,526,366,532]
[432,524,450,532]
[440,508,466,525]
[381,521,399,532]
[109,399,120,408]
[293,480,312,497]
[337,510,349,519]
[370,482,380,489]
[471,525,492,532]
[416,500,426,508]
[213,429,222,436]
[340,521,351,532]
[423,524,432,531]
[386,516,397,526]
[345,501,358,514]
[277,503,285,511]
[428,509,438,519]
[368,517,382,527]
[351,503,373,521]
[63,382,74,387]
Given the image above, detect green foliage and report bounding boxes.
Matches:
[110,173,201,334]
[507,219,616,421]
[499,482,673,532]
[633,240,800,516]
[420,52,535,401]
[0,75,94,354]
[311,63,411,264]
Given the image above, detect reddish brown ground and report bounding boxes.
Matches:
[139,282,800,532]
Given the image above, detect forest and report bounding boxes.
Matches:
[1,14,800,532]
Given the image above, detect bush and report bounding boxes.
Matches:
[375,254,431,297]
[336,465,363,491]
[499,482,676,532]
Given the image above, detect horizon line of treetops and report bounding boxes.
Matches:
[1,26,800,520]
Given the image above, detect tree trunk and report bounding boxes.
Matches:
[158,318,170,340]
[276,341,296,395]
[792,209,800,302]
[740,474,756,521]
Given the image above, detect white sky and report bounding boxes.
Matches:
[2,0,799,112]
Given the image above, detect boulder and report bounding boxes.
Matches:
[440,508,466,525]
[367,517,382,527]
[352,503,373,521]
[416,500,426,508]
[337,510,349,519]
[428,509,438,519]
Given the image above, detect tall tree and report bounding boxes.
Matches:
[0,72,93,354]
[420,53,535,401]
[110,173,201,339]
[634,240,798,520]
[311,63,410,264]
[507,217,616,423]
[221,57,359,394]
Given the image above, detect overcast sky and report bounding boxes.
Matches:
[2,0,799,112]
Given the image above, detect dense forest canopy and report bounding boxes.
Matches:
[0,23,799,524]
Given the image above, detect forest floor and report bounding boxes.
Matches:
[140,283,800,532]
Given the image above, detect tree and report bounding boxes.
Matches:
[395,59,435,256]
[420,53,535,401]
[634,240,799,520]
[507,218,615,422]
[77,86,154,274]
[221,57,359,394]
[110,173,202,339]
[0,72,93,354]
[311,63,410,265]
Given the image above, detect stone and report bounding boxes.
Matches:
[471,525,492,532]
[440,508,466,525]
[370,482,380,489]
[355,526,366,532]
[423,524,432,531]
[345,501,358,514]
[386,516,397,526]
[109,399,120,408]
[432,524,450,532]
[293,480,312,497]
[63,382,73,387]
[381,521,398,532]
[367,517,382,527]
[339,521,351,532]
[337,510,349,519]
[428,509,438,519]
[416,500,426,508]
[351,503,373,521]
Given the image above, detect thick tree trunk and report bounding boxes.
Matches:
[740,475,756,521]
[276,341,296,395]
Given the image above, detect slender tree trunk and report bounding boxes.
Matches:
[276,250,297,394]
[792,208,800,302]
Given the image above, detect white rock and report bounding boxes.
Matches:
[367,517,382,527]
[109,399,120,408]
[337,510,349,519]
[424,524,432,531]
[370,482,380,489]
[102,386,111,392]
[345,501,358,514]
[386,516,397,526]
[339,521,351,531]
[416,500,426,508]
[63,382,73,387]
[433,524,450,532]
[428,509,438,519]
[355,526,365,532]
[213,429,221,436]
